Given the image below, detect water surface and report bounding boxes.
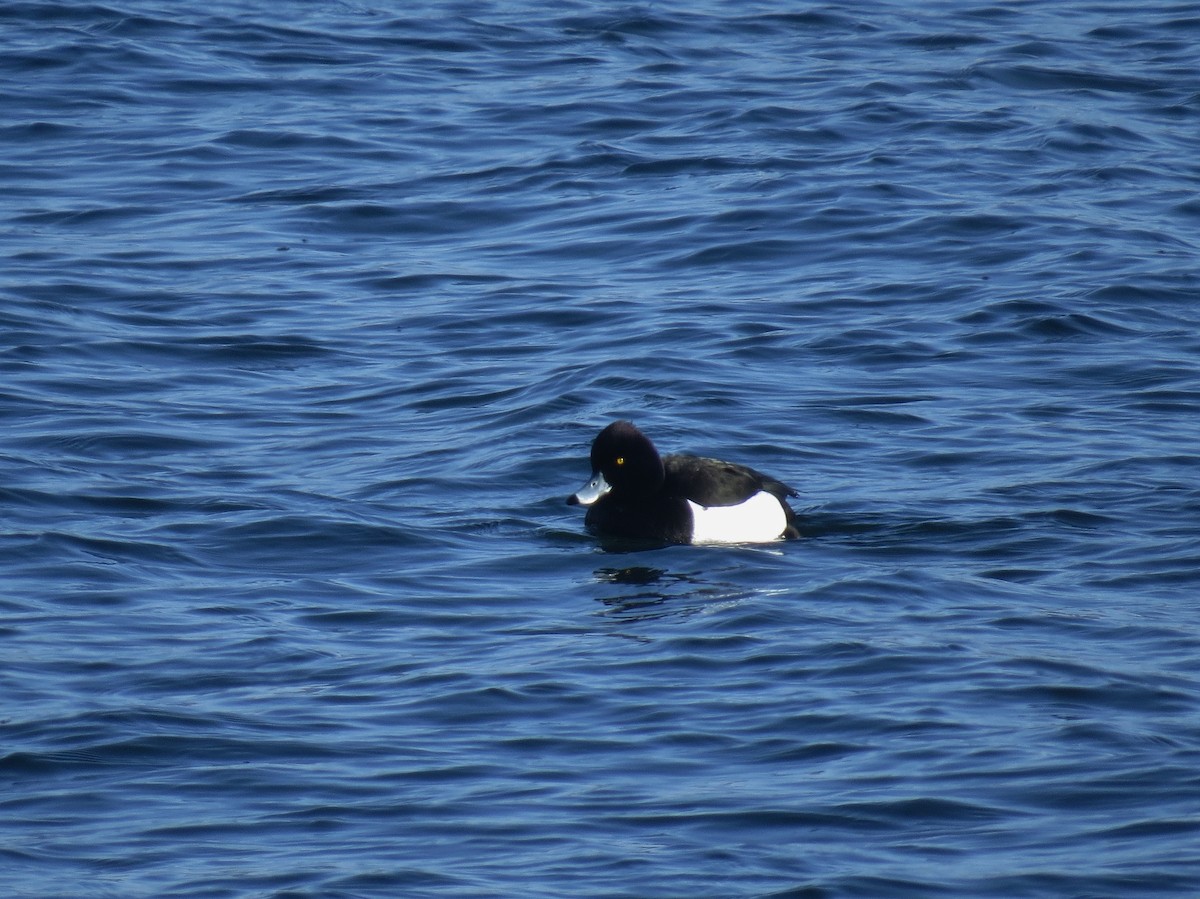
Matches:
[3,2,1199,896]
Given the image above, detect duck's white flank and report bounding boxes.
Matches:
[686,491,787,544]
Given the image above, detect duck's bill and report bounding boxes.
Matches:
[567,472,611,506]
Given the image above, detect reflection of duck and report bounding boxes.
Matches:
[567,420,800,544]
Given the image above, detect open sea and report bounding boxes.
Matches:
[3,1,1200,896]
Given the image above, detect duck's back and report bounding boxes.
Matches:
[663,454,798,507]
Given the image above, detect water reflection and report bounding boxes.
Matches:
[591,564,753,621]
[592,565,674,618]
[595,565,669,587]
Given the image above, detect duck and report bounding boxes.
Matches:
[567,420,799,544]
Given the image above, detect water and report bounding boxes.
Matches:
[3,1,1200,896]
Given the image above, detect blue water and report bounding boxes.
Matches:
[3,1,1200,896]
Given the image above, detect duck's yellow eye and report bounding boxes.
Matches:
[615,457,625,466]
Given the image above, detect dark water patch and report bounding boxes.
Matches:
[899,32,994,51]
[808,330,950,369]
[0,485,250,520]
[971,62,1167,95]
[14,204,166,227]
[1089,816,1200,841]
[215,129,365,153]
[0,121,92,142]
[18,429,218,459]
[17,529,200,572]
[189,333,337,364]
[1015,310,1137,341]
[979,679,1195,717]
[230,184,368,206]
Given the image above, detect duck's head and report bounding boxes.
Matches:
[568,420,664,505]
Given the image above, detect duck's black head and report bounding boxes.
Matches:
[568,420,665,506]
[590,420,664,493]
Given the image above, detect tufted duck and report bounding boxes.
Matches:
[567,420,800,544]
